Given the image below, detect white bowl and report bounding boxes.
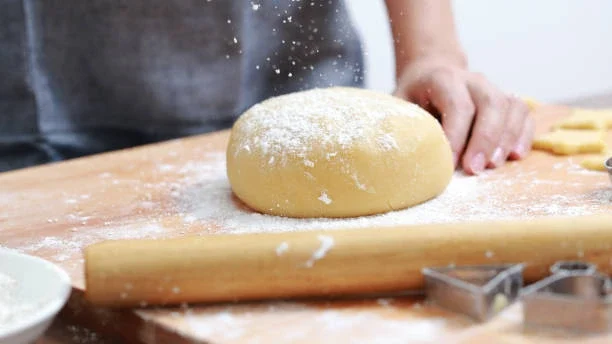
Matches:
[0,249,71,344]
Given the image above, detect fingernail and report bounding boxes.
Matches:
[512,143,527,158]
[491,147,505,167]
[470,153,486,174]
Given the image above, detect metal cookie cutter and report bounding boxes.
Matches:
[422,264,524,321]
[550,260,598,275]
[606,156,612,183]
[522,261,612,333]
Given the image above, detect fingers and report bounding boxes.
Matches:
[426,70,476,166]
[393,72,431,110]
[393,66,534,173]
[462,76,510,175]
[489,96,531,167]
[508,113,535,160]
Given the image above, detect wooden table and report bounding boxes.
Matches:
[2,104,612,343]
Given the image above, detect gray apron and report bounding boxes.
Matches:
[0,0,364,172]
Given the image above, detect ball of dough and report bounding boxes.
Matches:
[226,87,454,218]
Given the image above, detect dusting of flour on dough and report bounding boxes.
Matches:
[377,133,399,151]
[234,88,426,166]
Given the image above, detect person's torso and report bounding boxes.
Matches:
[0,0,364,147]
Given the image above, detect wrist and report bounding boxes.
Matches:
[395,48,468,77]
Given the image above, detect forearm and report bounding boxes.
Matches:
[384,0,467,76]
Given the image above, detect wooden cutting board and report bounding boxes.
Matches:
[1,104,611,343]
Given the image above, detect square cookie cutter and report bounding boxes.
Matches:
[422,263,524,321]
[521,261,612,333]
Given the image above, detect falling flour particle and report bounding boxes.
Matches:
[485,250,494,258]
[276,242,290,256]
[305,235,335,267]
[304,159,315,167]
[318,192,332,205]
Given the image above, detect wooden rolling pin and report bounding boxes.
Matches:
[84,214,612,307]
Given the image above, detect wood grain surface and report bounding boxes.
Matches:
[2,104,612,344]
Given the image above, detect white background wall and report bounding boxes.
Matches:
[346,0,612,103]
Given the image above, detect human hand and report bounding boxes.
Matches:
[393,57,535,175]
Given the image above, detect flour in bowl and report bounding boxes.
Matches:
[0,272,38,328]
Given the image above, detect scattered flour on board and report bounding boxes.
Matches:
[317,191,332,205]
[12,224,167,263]
[4,145,610,342]
[178,302,449,343]
[175,152,611,234]
[275,242,289,256]
[304,235,335,268]
[0,272,40,329]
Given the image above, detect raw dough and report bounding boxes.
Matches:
[554,108,612,130]
[226,87,454,218]
[581,151,611,172]
[532,129,607,155]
